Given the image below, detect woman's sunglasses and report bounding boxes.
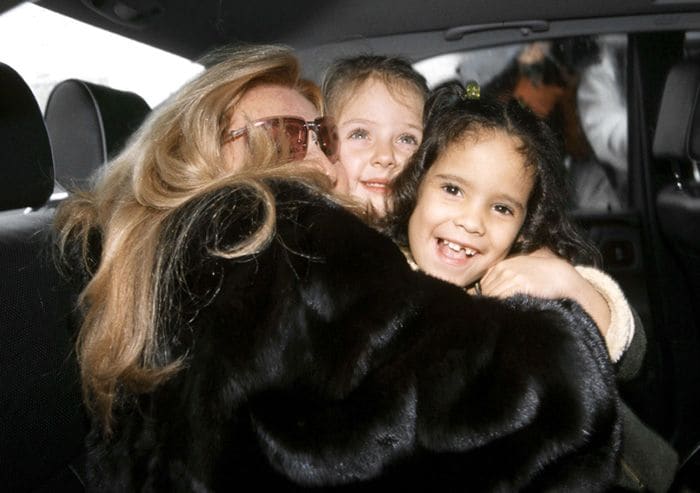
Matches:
[223,115,339,163]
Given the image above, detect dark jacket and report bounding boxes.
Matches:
[614,313,679,492]
[86,181,621,492]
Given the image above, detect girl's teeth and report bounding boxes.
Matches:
[441,239,476,257]
[446,240,462,252]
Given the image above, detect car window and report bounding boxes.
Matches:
[414,35,629,212]
[0,3,203,111]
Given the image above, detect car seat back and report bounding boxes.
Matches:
[0,64,54,210]
[44,78,150,191]
[0,62,87,492]
[653,59,700,492]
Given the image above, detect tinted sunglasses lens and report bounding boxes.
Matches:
[257,117,307,162]
[316,117,339,162]
[281,118,308,161]
[255,117,338,163]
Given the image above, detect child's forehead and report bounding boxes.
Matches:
[455,127,525,153]
[365,76,424,100]
[445,130,535,173]
[430,136,536,192]
[336,76,424,114]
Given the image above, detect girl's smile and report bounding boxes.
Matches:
[436,237,479,263]
[360,177,390,193]
[408,129,535,287]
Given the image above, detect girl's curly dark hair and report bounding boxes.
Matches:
[385,81,600,266]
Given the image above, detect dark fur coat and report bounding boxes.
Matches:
[86,181,621,492]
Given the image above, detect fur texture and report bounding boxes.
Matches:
[86,182,621,492]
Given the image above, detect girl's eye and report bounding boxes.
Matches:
[348,128,369,140]
[441,184,462,196]
[494,204,514,216]
[397,133,419,146]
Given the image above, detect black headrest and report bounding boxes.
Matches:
[44,79,150,190]
[653,60,700,162]
[0,63,54,211]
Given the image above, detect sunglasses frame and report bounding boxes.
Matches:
[222,115,339,162]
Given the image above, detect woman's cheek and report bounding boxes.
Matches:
[221,139,246,172]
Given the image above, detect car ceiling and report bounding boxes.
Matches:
[16,0,700,62]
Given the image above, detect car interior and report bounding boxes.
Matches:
[1,0,700,491]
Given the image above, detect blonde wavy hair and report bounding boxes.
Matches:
[54,44,335,431]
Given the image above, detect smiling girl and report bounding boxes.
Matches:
[406,125,537,288]
[322,55,428,216]
[389,82,598,293]
[385,82,676,490]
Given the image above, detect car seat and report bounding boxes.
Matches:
[44,78,150,191]
[652,58,700,492]
[0,62,87,492]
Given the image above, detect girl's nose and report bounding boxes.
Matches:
[454,207,485,236]
[371,140,396,168]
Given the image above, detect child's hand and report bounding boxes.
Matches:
[480,250,610,336]
[480,250,581,299]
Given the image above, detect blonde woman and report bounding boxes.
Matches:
[56,45,620,490]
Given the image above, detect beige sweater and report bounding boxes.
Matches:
[575,265,634,363]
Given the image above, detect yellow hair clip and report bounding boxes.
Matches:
[463,80,480,100]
